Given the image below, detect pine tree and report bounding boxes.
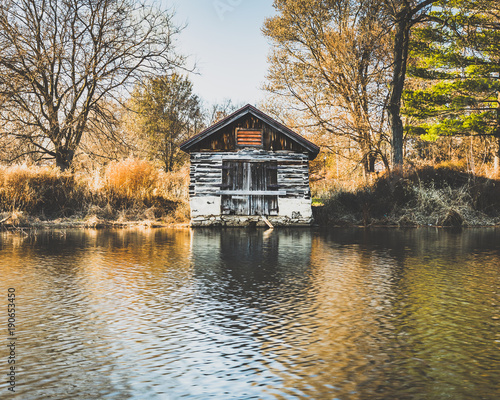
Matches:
[129,74,203,172]
[403,0,500,163]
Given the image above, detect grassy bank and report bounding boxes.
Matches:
[312,165,500,227]
[0,159,190,229]
[2,161,500,229]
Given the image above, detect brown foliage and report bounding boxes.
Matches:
[0,159,189,226]
[314,165,500,227]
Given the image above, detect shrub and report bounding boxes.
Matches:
[102,158,188,215]
[0,160,191,225]
[104,158,159,200]
[0,164,80,215]
[314,165,500,227]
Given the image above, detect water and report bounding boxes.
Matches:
[0,228,499,400]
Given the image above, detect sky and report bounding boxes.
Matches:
[168,0,276,107]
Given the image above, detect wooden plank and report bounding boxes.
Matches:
[261,215,274,229]
[237,142,262,146]
[191,151,312,206]
[237,129,263,147]
[216,190,286,196]
[194,179,221,184]
[277,161,308,165]
[237,130,262,135]
[238,135,261,138]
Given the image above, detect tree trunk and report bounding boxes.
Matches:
[368,153,376,173]
[362,153,376,177]
[361,140,375,179]
[496,92,500,175]
[55,148,75,170]
[388,10,412,168]
[495,136,500,176]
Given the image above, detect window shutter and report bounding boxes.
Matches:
[236,129,263,147]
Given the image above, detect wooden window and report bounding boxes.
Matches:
[236,129,263,147]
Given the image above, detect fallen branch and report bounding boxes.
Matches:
[0,215,12,224]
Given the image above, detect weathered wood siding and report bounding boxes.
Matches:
[220,160,278,215]
[190,149,311,208]
[188,114,308,154]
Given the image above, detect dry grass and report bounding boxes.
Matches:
[105,158,159,199]
[3,158,499,229]
[314,165,500,227]
[0,159,190,227]
[0,164,79,215]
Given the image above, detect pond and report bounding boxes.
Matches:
[0,227,499,399]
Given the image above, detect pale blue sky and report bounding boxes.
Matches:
[168,0,276,106]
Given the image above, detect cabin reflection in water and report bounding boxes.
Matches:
[190,228,313,290]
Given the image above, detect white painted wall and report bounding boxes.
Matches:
[190,196,313,220]
[278,198,313,219]
[190,196,221,217]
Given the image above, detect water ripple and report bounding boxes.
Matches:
[0,228,499,399]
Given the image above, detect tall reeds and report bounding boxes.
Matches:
[0,159,190,226]
[0,164,78,215]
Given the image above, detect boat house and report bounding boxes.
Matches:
[180,104,320,227]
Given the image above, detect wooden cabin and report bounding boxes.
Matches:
[180,104,320,226]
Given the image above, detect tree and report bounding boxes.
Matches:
[403,0,500,164]
[263,0,393,175]
[381,0,439,166]
[207,99,241,125]
[0,0,182,169]
[129,73,203,172]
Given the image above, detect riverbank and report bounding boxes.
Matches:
[313,165,500,228]
[0,160,191,230]
[2,162,500,230]
[0,213,191,230]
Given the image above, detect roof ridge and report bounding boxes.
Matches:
[180,104,320,159]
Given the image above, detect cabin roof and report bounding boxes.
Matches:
[180,104,320,159]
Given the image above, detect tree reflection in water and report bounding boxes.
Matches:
[0,227,498,399]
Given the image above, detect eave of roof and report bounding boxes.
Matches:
[179,104,320,159]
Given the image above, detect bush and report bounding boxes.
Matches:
[105,158,159,200]
[0,159,190,225]
[102,158,187,213]
[0,164,81,216]
[314,166,500,227]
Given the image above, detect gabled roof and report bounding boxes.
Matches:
[180,104,320,159]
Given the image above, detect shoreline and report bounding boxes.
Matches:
[2,215,499,232]
[0,214,191,231]
[2,164,500,232]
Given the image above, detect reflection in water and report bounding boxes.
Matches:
[0,228,499,399]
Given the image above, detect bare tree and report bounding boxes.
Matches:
[0,0,182,169]
[263,0,393,175]
[207,99,242,125]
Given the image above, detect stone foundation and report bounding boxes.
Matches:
[190,215,314,227]
[190,196,314,227]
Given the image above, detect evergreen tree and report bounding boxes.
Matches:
[130,74,203,172]
[403,0,500,161]
[381,0,438,167]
